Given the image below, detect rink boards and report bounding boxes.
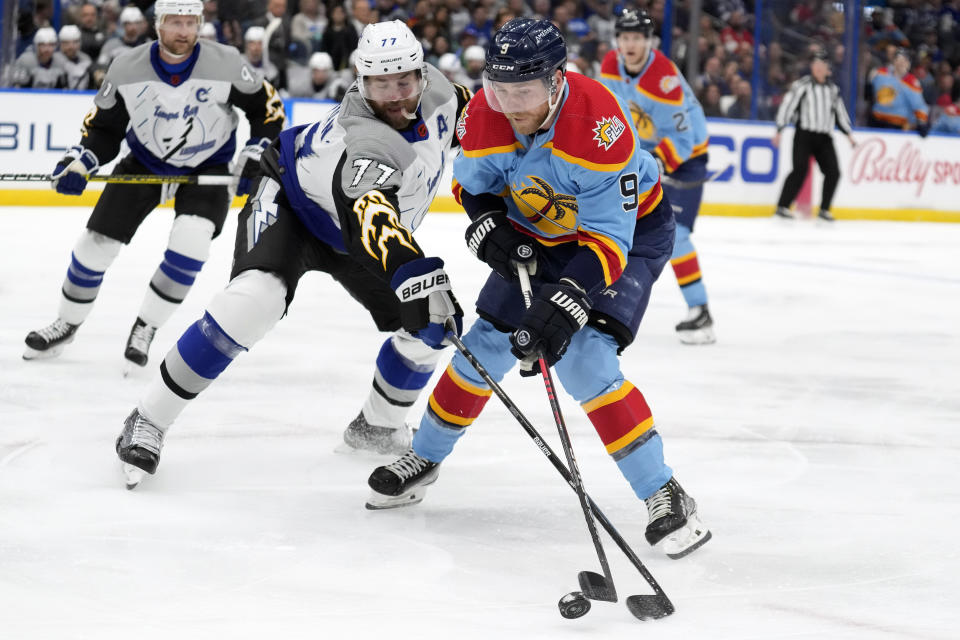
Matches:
[1,88,958,222]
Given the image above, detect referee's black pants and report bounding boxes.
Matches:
[777,129,841,212]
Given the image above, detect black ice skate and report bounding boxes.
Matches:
[342,411,413,456]
[124,317,157,368]
[644,477,712,559]
[774,206,794,219]
[675,304,716,345]
[115,409,165,489]
[366,448,440,510]
[817,209,835,222]
[23,318,80,360]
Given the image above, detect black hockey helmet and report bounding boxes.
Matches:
[615,9,654,37]
[483,18,567,84]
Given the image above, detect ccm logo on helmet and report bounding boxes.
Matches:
[490,64,515,71]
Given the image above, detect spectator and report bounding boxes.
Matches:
[321,4,359,71]
[54,25,93,90]
[12,26,67,88]
[587,0,617,46]
[198,22,218,41]
[350,0,375,36]
[446,0,471,39]
[505,0,533,20]
[437,51,469,86]
[936,72,956,107]
[292,0,326,54]
[201,0,224,43]
[466,3,493,44]
[253,0,295,87]
[697,55,724,92]
[701,83,724,117]
[725,78,753,119]
[243,26,280,87]
[286,51,339,99]
[932,103,960,134]
[720,11,752,54]
[76,2,106,61]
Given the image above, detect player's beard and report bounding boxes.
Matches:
[505,101,551,136]
[160,32,198,59]
[372,96,421,129]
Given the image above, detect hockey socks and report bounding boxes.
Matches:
[413,363,492,461]
[362,332,441,428]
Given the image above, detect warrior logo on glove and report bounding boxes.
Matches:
[354,190,419,270]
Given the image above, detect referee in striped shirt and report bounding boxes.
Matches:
[772,49,856,222]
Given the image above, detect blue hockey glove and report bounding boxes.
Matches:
[51,145,99,196]
[392,257,463,348]
[234,137,270,196]
[465,210,538,280]
[510,279,591,375]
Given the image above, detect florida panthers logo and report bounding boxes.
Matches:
[511,175,579,236]
[592,115,626,150]
[875,86,896,106]
[353,190,418,270]
[627,100,656,141]
[659,75,681,94]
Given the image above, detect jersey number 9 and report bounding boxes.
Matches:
[619,172,639,213]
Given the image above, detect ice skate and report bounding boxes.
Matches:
[774,206,794,220]
[341,411,413,456]
[23,318,79,360]
[644,477,712,559]
[124,317,157,369]
[115,409,165,490]
[366,448,440,510]
[817,208,835,223]
[675,304,716,345]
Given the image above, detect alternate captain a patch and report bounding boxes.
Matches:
[593,115,627,150]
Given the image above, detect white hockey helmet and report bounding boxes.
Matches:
[119,6,145,24]
[155,0,204,27]
[309,51,334,71]
[438,52,461,73]
[59,25,82,42]
[34,27,58,45]
[355,20,427,105]
[244,26,266,42]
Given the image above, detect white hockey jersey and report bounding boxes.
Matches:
[270,64,470,278]
[79,40,285,174]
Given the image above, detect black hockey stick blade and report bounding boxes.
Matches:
[578,571,617,602]
[626,593,675,620]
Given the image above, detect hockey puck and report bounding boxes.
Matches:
[558,591,591,619]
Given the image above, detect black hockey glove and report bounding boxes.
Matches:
[392,257,463,348]
[465,211,538,281]
[51,145,99,196]
[510,279,591,376]
[234,137,270,196]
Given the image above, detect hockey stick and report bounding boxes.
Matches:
[444,327,674,621]
[516,265,617,604]
[0,173,237,186]
[659,165,732,189]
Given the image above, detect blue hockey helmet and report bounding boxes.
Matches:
[483,18,567,84]
[615,9,654,37]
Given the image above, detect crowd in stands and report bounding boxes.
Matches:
[6,0,960,131]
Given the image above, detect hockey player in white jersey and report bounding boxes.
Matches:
[114,20,473,487]
[23,0,285,369]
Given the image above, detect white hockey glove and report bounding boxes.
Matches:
[234,137,270,196]
[52,145,99,196]
[391,257,463,348]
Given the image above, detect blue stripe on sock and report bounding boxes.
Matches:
[164,249,205,272]
[66,268,103,287]
[160,261,198,285]
[70,252,104,277]
[176,312,246,379]
[375,339,434,390]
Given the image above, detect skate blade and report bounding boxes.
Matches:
[677,327,716,345]
[22,344,66,360]
[365,485,431,510]
[122,463,146,490]
[662,512,712,559]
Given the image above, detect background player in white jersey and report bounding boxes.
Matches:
[114,20,472,488]
[23,0,285,369]
[54,25,94,90]
[11,27,67,89]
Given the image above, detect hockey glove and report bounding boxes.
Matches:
[465,211,538,280]
[510,279,591,376]
[51,145,99,196]
[234,137,270,196]
[392,257,463,348]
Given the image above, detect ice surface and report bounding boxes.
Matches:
[1,207,958,639]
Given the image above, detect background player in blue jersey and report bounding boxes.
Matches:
[600,9,715,344]
[367,18,711,560]
[113,21,470,488]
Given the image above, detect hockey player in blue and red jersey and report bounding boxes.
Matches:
[113,20,472,488]
[600,9,715,344]
[869,49,929,133]
[367,18,711,559]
